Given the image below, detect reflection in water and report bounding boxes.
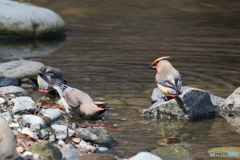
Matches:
[0,35,66,60]
[2,0,240,158]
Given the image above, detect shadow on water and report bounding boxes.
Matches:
[1,0,240,158]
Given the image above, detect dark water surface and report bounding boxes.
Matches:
[2,0,240,158]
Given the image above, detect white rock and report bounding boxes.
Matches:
[12,96,35,114]
[129,152,162,160]
[0,117,16,159]
[0,0,66,37]
[0,86,24,93]
[41,108,62,120]
[0,111,12,123]
[97,147,108,152]
[22,115,46,128]
[21,127,38,139]
[0,97,5,104]
[9,122,20,128]
[0,60,44,79]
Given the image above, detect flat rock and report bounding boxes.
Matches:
[22,115,46,128]
[29,141,62,160]
[0,0,67,38]
[129,152,162,160]
[76,127,113,145]
[0,76,19,86]
[12,96,35,114]
[41,108,62,120]
[0,86,25,93]
[143,86,224,119]
[0,117,16,159]
[0,60,44,79]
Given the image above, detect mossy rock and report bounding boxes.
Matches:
[28,141,62,160]
[151,145,194,160]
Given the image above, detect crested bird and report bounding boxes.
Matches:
[52,83,108,118]
[37,66,67,92]
[150,56,182,100]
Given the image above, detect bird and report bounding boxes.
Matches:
[37,66,67,92]
[52,83,108,118]
[150,56,182,100]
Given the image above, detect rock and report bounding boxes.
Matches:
[143,86,222,119]
[0,86,25,93]
[217,87,240,132]
[151,145,194,160]
[56,134,67,140]
[28,141,62,160]
[79,140,97,152]
[0,60,44,79]
[21,78,37,89]
[21,127,38,139]
[22,115,46,128]
[129,152,162,160]
[0,111,13,123]
[60,149,81,160]
[37,129,49,139]
[0,76,19,86]
[12,96,35,114]
[79,153,116,160]
[0,0,67,38]
[51,124,75,136]
[0,97,5,104]
[76,127,113,144]
[41,108,62,120]
[0,117,16,159]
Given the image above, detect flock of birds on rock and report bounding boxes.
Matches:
[36,56,182,118]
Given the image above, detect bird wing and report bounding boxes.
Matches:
[156,75,182,93]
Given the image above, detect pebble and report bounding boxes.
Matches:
[97,147,109,153]
[0,111,13,123]
[22,115,46,129]
[56,134,67,140]
[37,129,49,139]
[0,97,5,104]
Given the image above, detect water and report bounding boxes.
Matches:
[2,0,240,158]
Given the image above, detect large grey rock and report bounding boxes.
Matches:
[0,60,44,79]
[12,96,35,114]
[129,152,162,160]
[76,127,113,145]
[0,117,16,159]
[0,76,19,86]
[0,0,67,38]
[28,141,62,160]
[143,86,224,119]
[22,115,46,128]
[0,86,25,93]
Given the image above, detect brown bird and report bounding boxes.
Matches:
[52,83,108,118]
[150,56,182,100]
[37,66,67,92]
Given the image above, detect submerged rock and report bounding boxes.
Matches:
[76,127,113,145]
[143,86,224,119]
[28,141,62,160]
[0,117,16,159]
[151,145,194,160]
[0,0,67,38]
[0,60,44,79]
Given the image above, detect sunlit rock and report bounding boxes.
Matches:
[0,60,44,79]
[0,0,67,38]
[143,86,224,119]
[0,117,16,159]
[0,86,25,93]
[12,96,35,114]
[129,152,162,160]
